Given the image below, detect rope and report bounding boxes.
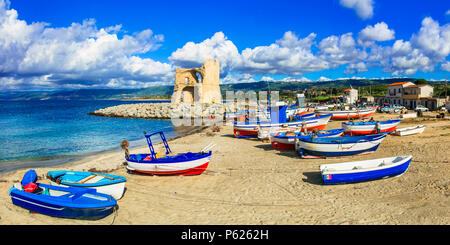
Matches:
[109,205,118,225]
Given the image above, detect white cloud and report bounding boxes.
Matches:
[345,62,368,74]
[261,76,275,81]
[316,76,331,82]
[279,76,311,82]
[446,9,450,15]
[358,22,395,45]
[221,73,256,84]
[441,61,450,72]
[169,32,241,75]
[239,32,329,75]
[411,17,450,61]
[339,0,374,19]
[318,33,367,66]
[0,1,173,89]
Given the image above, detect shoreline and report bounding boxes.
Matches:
[0,125,207,177]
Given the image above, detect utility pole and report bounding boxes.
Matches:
[445,78,447,99]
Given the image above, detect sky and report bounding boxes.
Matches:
[0,0,449,90]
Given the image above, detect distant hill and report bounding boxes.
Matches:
[0,78,446,101]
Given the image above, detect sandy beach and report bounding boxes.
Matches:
[0,113,449,225]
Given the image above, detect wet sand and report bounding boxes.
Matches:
[0,113,449,225]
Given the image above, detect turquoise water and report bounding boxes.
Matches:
[0,100,177,173]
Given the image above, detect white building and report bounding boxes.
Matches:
[384,81,415,105]
[343,88,358,104]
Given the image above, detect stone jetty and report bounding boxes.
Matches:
[89,103,233,120]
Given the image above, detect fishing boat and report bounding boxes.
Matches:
[270,129,344,150]
[320,155,412,184]
[47,171,127,200]
[295,133,387,158]
[256,114,331,140]
[393,125,425,136]
[316,107,376,120]
[9,170,117,219]
[257,125,298,141]
[124,131,214,176]
[342,119,402,135]
[294,112,316,119]
[235,106,331,138]
[286,106,308,118]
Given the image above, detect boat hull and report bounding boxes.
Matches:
[126,152,211,176]
[238,115,331,138]
[393,125,425,136]
[321,156,412,184]
[296,134,387,157]
[270,129,344,150]
[9,184,116,219]
[47,171,126,200]
[317,108,376,120]
[342,120,401,135]
[49,181,126,200]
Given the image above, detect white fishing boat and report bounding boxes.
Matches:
[393,125,425,136]
[316,107,377,120]
[320,155,412,184]
[47,171,127,200]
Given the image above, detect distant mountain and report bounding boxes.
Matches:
[0,78,446,101]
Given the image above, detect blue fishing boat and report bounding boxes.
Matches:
[296,133,387,158]
[47,171,127,199]
[124,131,214,176]
[234,105,331,138]
[320,155,412,184]
[270,129,344,150]
[9,170,117,219]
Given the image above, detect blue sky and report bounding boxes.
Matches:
[1,0,449,90]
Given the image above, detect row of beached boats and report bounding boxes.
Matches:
[233,104,425,185]
[9,131,214,220]
[8,104,426,220]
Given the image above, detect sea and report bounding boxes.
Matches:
[0,99,181,173]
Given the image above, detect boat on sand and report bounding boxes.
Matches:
[320,155,412,184]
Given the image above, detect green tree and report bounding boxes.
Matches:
[415,79,428,85]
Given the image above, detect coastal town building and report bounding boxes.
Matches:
[360,96,374,104]
[382,81,415,105]
[374,81,447,110]
[171,59,222,104]
[343,88,358,104]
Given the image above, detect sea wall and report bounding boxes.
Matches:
[89,103,233,120]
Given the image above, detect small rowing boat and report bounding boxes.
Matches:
[9,170,117,219]
[270,129,344,150]
[320,155,412,184]
[316,107,376,120]
[393,125,425,136]
[124,131,214,176]
[342,119,402,135]
[47,171,127,199]
[295,133,387,158]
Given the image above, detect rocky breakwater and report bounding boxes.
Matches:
[89,103,231,120]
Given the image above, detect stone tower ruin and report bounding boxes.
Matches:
[171,59,222,104]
